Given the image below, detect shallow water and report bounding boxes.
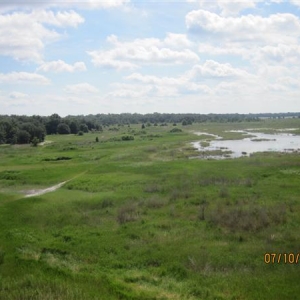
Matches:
[192,130,300,159]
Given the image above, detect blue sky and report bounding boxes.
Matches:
[1,0,300,116]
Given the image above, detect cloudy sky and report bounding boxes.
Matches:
[1,0,300,116]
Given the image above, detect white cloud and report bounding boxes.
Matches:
[186,10,300,45]
[187,60,252,79]
[187,0,260,16]
[64,83,99,94]
[0,0,130,12]
[163,33,193,49]
[121,67,214,98]
[30,10,84,27]
[37,60,87,73]
[0,72,50,84]
[0,10,84,63]
[87,34,199,70]
[9,92,30,99]
[107,83,151,98]
[290,0,300,7]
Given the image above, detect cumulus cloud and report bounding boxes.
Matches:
[37,60,87,73]
[164,33,193,49]
[187,60,252,79]
[121,66,215,98]
[9,92,30,99]
[30,10,84,27]
[0,72,50,84]
[186,10,300,45]
[187,0,261,16]
[0,10,84,62]
[64,83,99,94]
[0,0,130,12]
[87,34,198,70]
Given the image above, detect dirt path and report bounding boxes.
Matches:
[24,181,68,198]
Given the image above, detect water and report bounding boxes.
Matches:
[192,130,300,159]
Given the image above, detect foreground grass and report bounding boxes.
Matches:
[0,120,300,299]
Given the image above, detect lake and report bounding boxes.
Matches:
[192,130,300,159]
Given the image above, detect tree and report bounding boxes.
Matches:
[69,121,79,134]
[95,137,99,142]
[17,130,31,144]
[21,123,45,142]
[141,124,145,129]
[32,137,39,147]
[57,123,71,134]
[0,124,6,144]
[79,124,89,133]
[46,114,61,134]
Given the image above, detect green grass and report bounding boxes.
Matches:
[0,121,300,299]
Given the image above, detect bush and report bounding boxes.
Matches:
[170,128,182,133]
[117,203,138,224]
[95,137,99,142]
[101,198,114,209]
[78,131,84,136]
[145,196,165,209]
[208,204,287,232]
[0,248,5,265]
[121,135,134,141]
[31,137,39,147]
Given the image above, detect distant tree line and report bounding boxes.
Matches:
[0,112,299,145]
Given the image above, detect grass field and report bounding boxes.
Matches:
[0,119,300,299]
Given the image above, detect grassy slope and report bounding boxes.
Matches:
[0,119,300,299]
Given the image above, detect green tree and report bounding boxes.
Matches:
[79,124,89,133]
[31,137,39,147]
[57,123,71,134]
[46,114,61,134]
[69,121,79,134]
[17,130,31,144]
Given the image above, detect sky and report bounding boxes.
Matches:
[1,0,300,116]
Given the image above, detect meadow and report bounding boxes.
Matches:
[0,119,300,299]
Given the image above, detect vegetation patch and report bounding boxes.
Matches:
[43,156,72,161]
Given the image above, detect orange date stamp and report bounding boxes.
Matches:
[264,253,300,264]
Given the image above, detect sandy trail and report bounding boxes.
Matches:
[24,181,67,198]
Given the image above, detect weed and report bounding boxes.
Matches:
[117,203,138,224]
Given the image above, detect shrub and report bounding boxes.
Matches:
[95,137,99,142]
[145,196,165,209]
[0,248,5,265]
[31,137,39,147]
[219,187,229,198]
[144,184,161,193]
[208,204,287,232]
[101,198,114,209]
[117,203,138,224]
[170,128,182,133]
[121,135,134,141]
[78,131,84,136]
